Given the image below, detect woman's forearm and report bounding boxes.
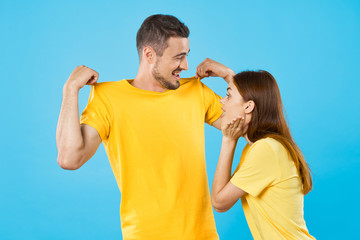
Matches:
[212,137,237,198]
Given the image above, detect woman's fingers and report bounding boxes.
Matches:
[232,117,240,129]
[222,121,231,131]
[222,116,245,139]
[235,116,244,129]
[226,116,244,136]
[230,116,242,129]
[230,119,237,131]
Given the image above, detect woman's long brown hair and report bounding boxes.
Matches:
[233,71,312,195]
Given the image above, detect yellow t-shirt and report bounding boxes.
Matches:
[80,77,222,240]
[230,138,315,240]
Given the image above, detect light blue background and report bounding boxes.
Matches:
[1,0,359,239]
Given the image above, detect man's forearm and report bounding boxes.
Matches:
[56,84,85,169]
[223,68,235,83]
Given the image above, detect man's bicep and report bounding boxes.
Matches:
[211,118,222,130]
[80,124,102,162]
[201,82,223,125]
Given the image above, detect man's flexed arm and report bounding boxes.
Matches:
[195,58,235,130]
[56,65,101,170]
[195,58,235,83]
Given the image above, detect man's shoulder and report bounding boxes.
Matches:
[92,79,127,93]
[94,79,124,88]
[179,77,200,86]
[179,77,212,94]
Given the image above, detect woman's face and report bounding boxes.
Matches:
[220,81,252,129]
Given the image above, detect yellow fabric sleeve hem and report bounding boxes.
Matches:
[230,178,256,197]
[80,119,107,142]
[208,109,223,126]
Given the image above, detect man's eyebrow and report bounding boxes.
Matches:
[174,49,190,58]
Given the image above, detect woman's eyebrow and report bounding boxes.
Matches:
[227,87,232,91]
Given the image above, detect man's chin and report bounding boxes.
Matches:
[163,80,180,90]
[154,75,180,90]
[172,80,180,90]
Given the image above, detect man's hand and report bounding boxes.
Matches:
[65,65,99,91]
[195,58,235,83]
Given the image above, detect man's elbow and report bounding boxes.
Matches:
[57,152,82,170]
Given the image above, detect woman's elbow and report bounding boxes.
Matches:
[213,206,230,212]
[211,196,230,212]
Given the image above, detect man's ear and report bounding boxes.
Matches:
[244,100,255,114]
[143,46,156,64]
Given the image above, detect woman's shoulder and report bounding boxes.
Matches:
[249,137,286,156]
[250,137,276,149]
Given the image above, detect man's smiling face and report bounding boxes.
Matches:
[152,37,190,90]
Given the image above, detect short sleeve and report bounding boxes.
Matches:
[230,140,280,197]
[80,84,111,141]
[201,82,223,125]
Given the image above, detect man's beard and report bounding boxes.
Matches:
[152,61,180,90]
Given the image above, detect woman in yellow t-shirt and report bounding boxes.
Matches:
[210,69,315,239]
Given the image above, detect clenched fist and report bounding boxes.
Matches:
[195,58,234,82]
[64,65,99,91]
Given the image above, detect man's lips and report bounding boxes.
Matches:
[172,71,181,80]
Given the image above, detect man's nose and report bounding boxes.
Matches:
[180,57,188,71]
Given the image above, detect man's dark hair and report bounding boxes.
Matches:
[136,14,190,57]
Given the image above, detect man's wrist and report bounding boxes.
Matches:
[63,82,80,96]
[223,68,235,83]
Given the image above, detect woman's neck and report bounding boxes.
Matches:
[244,134,254,146]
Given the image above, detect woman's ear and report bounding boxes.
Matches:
[143,46,156,64]
[244,100,255,114]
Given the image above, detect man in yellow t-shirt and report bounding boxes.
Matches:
[56,15,234,239]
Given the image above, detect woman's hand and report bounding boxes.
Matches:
[212,115,247,212]
[222,116,245,141]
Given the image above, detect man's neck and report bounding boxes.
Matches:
[132,68,166,92]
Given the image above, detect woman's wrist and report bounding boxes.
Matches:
[222,136,238,146]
